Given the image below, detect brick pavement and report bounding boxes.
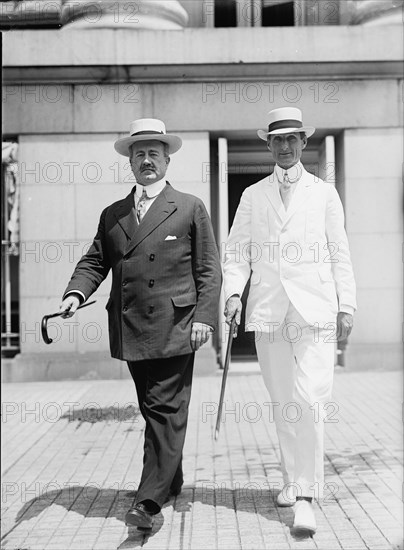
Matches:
[1,368,402,550]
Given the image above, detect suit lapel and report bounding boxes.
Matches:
[114,190,137,242]
[124,184,177,255]
[283,169,313,226]
[263,173,286,222]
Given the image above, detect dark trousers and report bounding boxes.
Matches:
[127,353,195,511]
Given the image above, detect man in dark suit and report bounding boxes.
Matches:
[60,118,222,529]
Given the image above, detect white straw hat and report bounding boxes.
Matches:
[114,118,182,157]
[257,107,315,140]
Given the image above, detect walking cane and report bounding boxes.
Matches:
[215,316,237,441]
[41,300,96,344]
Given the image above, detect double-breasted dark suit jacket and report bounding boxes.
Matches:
[63,183,222,361]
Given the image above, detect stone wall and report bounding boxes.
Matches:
[3,25,403,376]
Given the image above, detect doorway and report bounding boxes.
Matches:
[1,142,20,357]
[227,171,261,359]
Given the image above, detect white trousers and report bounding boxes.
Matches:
[255,302,335,499]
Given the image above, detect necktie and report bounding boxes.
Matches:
[280,172,292,210]
[136,189,148,223]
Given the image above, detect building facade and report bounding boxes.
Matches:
[2,0,403,380]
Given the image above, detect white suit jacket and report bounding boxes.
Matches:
[223,165,357,331]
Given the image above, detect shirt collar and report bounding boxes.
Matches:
[275,162,303,184]
[135,179,167,199]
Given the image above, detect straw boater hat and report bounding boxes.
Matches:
[114,118,182,157]
[257,107,315,141]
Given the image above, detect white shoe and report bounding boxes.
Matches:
[276,489,296,507]
[293,500,317,533]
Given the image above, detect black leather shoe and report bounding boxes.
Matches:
[125,503,154,529]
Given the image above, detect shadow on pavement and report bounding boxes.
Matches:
[7,485,315,547]
[9,486,162,547]
[59,405,141,428]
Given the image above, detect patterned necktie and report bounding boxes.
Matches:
[136,189,148,223]
[280,172,292,210]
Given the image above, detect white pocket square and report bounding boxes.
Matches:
[165,235,177,241]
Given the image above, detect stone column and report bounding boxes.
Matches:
[0,0,62,27]
[338,128,403,370]
[62,0,188,29]
[351,0,403,25]
[294,0,353,25]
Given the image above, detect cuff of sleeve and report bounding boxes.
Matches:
[225,292,241,302]
[193,323,215,332]
[64,290,86,304]
[339,305,355,316]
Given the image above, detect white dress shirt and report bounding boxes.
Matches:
[134,179,167,214]
[274,161,303,201]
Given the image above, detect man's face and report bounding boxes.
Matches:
[130,140,170,186]
[267,132,307,169]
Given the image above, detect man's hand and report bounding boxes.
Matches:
[59,294,81,318]
[336,312,353,341]
[224,295,242,337]
[191,322,213,351]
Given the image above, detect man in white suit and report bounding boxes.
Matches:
[223,107,356,533]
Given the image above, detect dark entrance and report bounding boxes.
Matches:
[227,172,261,359]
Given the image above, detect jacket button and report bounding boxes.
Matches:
[122,280,127,286]
[148,305,154,314]
[148,279,155,287]
[123,257,128,262]
[149,254,155,261]
[123,306,128,312]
